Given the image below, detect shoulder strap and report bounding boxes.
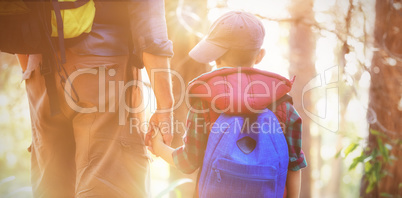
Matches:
[267,94,293,112]
[51,0,66,63]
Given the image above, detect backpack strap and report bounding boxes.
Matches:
[37,1,62,116]
[41,55,61,116]
[57,0,89,9]
[51,0,90,64]
[267,94,293,112]
[51,0,66,64]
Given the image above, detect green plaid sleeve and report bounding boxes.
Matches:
[172,100,210,174]
[283,102,307,171]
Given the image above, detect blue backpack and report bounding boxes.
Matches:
[198,108,289,198]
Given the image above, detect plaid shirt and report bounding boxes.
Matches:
[172,99,307,174]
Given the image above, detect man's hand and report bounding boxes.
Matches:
[145,111,173,147]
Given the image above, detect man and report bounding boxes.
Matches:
[17,0,174,197]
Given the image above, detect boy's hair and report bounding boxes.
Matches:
[217,48,261,67]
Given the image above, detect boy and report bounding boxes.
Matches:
[149,11,306,198]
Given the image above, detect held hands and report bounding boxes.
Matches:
[145,111,173,155]
[148,127,164,156]
[146,119,176,166]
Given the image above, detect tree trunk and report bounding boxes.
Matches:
[363,0,402,197]
[165,0,210,197]
[288,0,316,197]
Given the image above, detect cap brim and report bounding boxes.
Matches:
[189,38,228,64]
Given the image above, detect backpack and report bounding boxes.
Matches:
[0,0,95,57]
[0,1,48,54]
[198,97,291,198]
[0,0,95,115]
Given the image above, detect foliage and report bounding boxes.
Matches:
[337,129,401,195]
[0,53,33,197]
[0,176,32,198]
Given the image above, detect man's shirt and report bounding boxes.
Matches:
[67,0,173,66]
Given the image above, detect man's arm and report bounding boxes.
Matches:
[286,170,301,198]
[143,52,174,146]
[127,0,174,146]
[143,52,174,110]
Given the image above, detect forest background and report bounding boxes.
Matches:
[0,0,401,197]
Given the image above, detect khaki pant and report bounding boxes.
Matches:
[25,51,149,198]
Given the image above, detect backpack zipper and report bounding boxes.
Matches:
[200,126,233,193]
[213,167,276,181]
[215,169,222,182]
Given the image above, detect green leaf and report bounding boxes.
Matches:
[349,153,365,171]
[370,129,386,137]
[377,138,390,162]
[344,143,359,157]
[349,160,360,171]
[380,193,393,197]
[377,138,383,150]
[374,162,382,181]
[363,155,373,163]
[371,148,379,158]
[364,161,373,172]
[335,149,343,158]
[366,181,375,193]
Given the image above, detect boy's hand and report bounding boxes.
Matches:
[146,126,176,166]
[148,127,164,156]
[152,128,164,144]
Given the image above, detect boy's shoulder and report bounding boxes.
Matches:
[186,67,296,116]
[188,67,291,84]
[187,67,293,97]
